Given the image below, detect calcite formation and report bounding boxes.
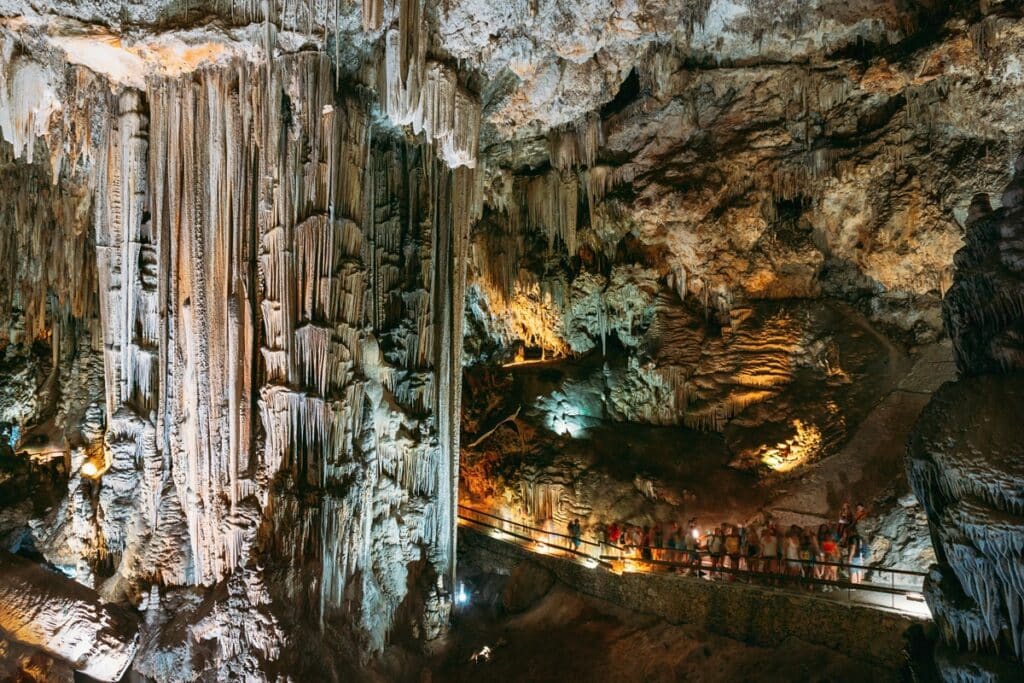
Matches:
[0,3,481,677]
[907,156,1024,681]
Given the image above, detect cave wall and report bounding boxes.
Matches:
[906,158,1024,681]
[0,0,1023,679]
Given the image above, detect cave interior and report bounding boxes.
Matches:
[0,1,1022,682]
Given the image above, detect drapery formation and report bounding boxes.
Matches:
[0,34,481,666]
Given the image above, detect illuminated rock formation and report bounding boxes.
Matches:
[0,0,1023,680]
[0,7,480,677]
[0,551,138,682]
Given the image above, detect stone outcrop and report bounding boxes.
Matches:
[907,155,1024,681]
[0,551,138,682]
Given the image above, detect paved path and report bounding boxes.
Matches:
[458,508,932,620]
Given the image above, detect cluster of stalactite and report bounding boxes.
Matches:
[907,157,1024,681]
[0,22,483,672]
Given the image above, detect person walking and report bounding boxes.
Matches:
[745,525,760,574]
[567,519,582,550]
[666,523,679,562]
[708,526,725,578]
[761,527,779,578]
[799,532,814,583]
[784,528,802,578]
[838,502,853,539]
[685,520,701,575]
[820,524,840,583]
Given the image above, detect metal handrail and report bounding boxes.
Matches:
[457,504,602,550]
[598,543,927,580]
[457,504,929,608]
[599,554,921,595]
[459,513,613,568]
[458,504,924,578]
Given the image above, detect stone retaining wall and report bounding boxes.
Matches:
[459,527,929,669]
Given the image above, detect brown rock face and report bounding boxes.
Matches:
[501,560,556,614]
[907,156,1024,681]
[0,551,139,681]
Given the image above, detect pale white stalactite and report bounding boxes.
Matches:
[0,42,62,165]
[381,0,481,168]
[8,27,481,667]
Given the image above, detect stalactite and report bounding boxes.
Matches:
[548,112,602,171]
[362,0,385,31]
[639,44,675,101]
[517,170,579,256]
[381,0,481,168]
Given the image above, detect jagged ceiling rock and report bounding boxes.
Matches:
[0,0,1023,679]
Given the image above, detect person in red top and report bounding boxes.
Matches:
[607,522,621,546]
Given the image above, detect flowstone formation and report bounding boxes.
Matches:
[907,158,1024,681]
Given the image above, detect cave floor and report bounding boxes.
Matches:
[429,582,898,683]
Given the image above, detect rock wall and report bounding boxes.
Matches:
[0,551,138,682]
[907,156,1024,681]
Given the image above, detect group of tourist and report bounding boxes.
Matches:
[595,502,871,585]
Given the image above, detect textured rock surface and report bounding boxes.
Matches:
[0,7,479,678]
[907,156,1024,680]
[0,551,138,681]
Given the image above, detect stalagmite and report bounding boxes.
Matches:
[907,156,1024,680]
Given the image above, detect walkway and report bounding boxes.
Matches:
[458,505,931,619]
